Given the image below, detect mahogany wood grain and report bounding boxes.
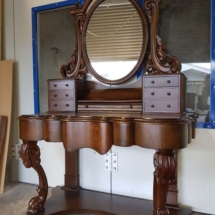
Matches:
[166,151,179,209]
[19,141,48,214]
[82,88,142,100]
[18,0,198,213]
[153,150,176,215]
[18,112,196,214]
[62,118,113,154]
[64,151,79,191]
[32,187,192,215]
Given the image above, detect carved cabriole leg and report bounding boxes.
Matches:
[153,150,176,215]
[19,141,48,214]
[63,150,79,191]
[166,150,180,209]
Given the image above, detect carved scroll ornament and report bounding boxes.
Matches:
[145,0,181,74]
[19,141,48,214]
[60,45,86,79]
[60,3,88,79]
[153,150,177,215]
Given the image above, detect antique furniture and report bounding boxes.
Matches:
[19,0,197,214]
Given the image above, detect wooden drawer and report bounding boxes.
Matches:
[144,76,179,88]
[144,88,179,99]
[49,101,75,112]
[48,80,75,91]
[143,100,179,112]
[49,91,74,100]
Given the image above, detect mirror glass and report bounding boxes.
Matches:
[158,0,211,123]
[86,0,143,81]
[37,7,76,113]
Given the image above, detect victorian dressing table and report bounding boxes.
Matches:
[19,0,197,215]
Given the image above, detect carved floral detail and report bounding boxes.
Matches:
[19,142,48,214]
[153,150,176,215]
[60,11,87,79]
[145,0,181,74]
[154,150,176,185]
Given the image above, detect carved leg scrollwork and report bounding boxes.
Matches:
[153,150,176,215]
[19,141,48,214]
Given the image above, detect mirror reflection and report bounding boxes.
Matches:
[86,0,143,81]
[158,0,211,122]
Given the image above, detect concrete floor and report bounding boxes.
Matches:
[0,183,210,215]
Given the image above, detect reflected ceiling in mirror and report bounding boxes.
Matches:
[84,0,146,84]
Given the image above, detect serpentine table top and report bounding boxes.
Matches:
[18,112,196,215]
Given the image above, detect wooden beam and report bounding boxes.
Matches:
[0,116,7,156]
[0,0,2,60]
[0,60,13,194]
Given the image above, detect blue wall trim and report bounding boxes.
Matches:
[32,9,39,113]
[210,0,215,126]
[32,0,83,13]
[32,0,80,113]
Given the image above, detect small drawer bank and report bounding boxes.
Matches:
[142,74,186,113]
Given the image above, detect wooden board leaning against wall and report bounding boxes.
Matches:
[0,60,13,194]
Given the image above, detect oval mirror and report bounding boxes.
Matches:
[82,0,148,85]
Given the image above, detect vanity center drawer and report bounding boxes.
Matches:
[144,88,179,99]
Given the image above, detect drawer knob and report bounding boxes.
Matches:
[65,94,69,97]
[167,104,171,108]
[54,94,57,97]
[167,80,171,83]
[151,104,155,108]
[66,104,69,107]
[54,104,57,107]
[53,84,57,87]
[151,92,155,95]
[151,81,155,84]
[65,84,69,87]
[167,92,171,96]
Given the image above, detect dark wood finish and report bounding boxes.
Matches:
[19,0,197,214]
[60,0,148,85]
[18,112,196,215]
[19,141,48,214]
[166,150,180,209]
[64,151,79,191]
[0,116,7,156]
[32,186,192,215]
[153,150,176,215]
[145,1,181,74]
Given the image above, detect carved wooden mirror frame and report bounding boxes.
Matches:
[60,0,182,85]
